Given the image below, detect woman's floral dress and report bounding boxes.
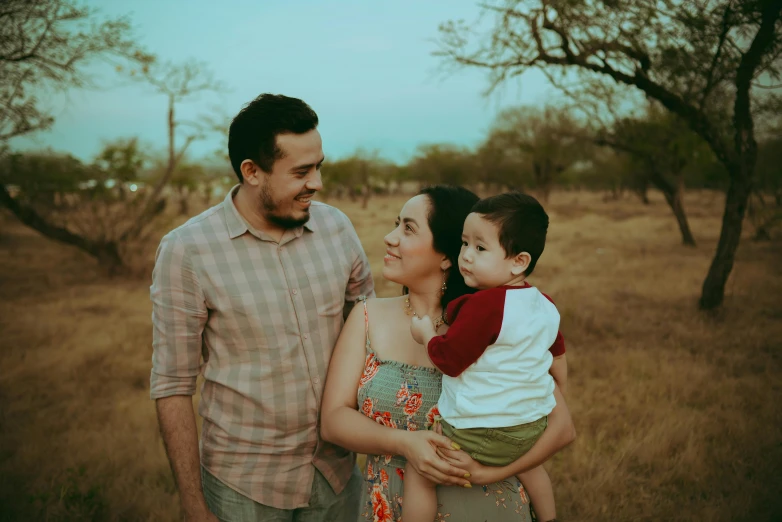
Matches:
[355,297,533,522]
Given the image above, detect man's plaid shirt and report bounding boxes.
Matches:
[150,186,374,508]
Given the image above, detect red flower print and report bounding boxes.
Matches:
[359,353,380,387]
[425,405,440,428]
[406,419,418,432]
[395,384,410,406]
[361,398,374,418]
[371,484,393,522]
[404,393,423,416]
[395,468,405,481]
[367,462,374,480]
[383,454,393,464]
[380,469,389,489]
[518,483,529,504]
[373,411,398,429]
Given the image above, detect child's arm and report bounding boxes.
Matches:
[550,354,568,396]
[411,315,437,347]
[425,292,504,377]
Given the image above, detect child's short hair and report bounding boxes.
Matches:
[471,192,549,275]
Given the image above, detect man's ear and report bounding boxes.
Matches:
[510,252,531,276]
[241,160,263,186]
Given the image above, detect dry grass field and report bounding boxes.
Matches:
[0,190,780,521]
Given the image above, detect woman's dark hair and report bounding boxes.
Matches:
[228,93,319,181]
[471,191,549,276]
[403,185,480,320]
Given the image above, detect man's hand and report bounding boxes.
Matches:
[411,315,436,346]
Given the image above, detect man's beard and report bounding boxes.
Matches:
[260,183,312,229]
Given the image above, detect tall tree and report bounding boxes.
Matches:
[487,105,582,201]
[0,0,152,268]
[437,0,782,309]
[593,107,715,246]
[120,60,223,240]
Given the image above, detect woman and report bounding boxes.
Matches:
[321,186,575,521]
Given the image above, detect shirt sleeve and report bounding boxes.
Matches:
[540,291,566,356]
[343,219,375,321]
[149,233,207,399]
[550,330,566,357]
[427,290,505,378]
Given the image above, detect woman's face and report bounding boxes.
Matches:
[382,194,450,289]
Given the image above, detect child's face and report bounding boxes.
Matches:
[459,213,525,289]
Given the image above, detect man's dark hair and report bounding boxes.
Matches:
[228,94,319,182]
[471,191,549,276]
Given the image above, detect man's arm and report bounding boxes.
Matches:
[156,397,217,521]
[150,233,212,520]
[343,221,375,321]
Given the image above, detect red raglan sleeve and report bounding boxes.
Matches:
[541,291,566,357]
[427,289,505,377]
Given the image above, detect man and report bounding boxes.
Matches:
[150,93,374,521]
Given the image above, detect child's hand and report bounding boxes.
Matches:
[432,416,443,435]
[410,315,436,345]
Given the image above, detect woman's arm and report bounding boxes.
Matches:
[550,354,568,396]
[320,301,471,486]
[439,385,576,485]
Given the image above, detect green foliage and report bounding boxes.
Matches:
[481,106,586,194]
[323,152,403,197]
[1,151,96,203]
[408,144,477,186]
[94,138,147,184]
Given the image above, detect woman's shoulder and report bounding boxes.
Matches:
[349,295,404,320]
[362,295,405,315]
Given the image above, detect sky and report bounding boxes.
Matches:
[11,0,557,165]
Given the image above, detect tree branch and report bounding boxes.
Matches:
[733,0,782,177]
[0,182,107,255]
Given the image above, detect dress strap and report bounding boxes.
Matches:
[356,295,373,353]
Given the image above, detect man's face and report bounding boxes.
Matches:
[250,129,324,230]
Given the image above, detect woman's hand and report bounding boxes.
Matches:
[436,386,576,486]
[402,430,472,487]
[437,447,505,486]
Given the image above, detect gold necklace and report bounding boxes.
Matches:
[404,296,445,329]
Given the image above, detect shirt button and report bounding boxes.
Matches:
[313,377,320,384]
[303,334,309,340]
[292,289,298,295]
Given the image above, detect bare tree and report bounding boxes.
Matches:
[120,60,224,241]
[437,0,782,309]
[0,0,152,268]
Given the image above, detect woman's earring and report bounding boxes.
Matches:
[440,271,447,296]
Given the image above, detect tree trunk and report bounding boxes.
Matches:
[659,180,696,246]
[698,0,778,310]
[0,183,127,273]
[699,170,752,309]
[361,186,370,209]
[178,186,189,215]
[95,241,125,276]
[360,162,370,209]
[168,95,176,178]
[647,170,696,246]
